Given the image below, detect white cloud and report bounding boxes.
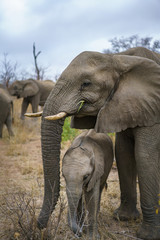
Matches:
[87,38,111,52]
[0,0,45,36]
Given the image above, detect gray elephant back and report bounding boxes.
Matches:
[118,47,160,65]
[0,88,12,103]
[37,80,55,105]
[70,129,113,165]
[70,129,112,150]
[81,129,112,152]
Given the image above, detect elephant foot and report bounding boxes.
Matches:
[87,230,100,240]
[114,205,140,221]
[137,222,160,240]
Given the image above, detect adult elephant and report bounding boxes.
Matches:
[9,79,55,119]
[36,47,160,240]
[0,88,14,138]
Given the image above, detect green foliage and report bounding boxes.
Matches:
[62,118,116,143]
[62,117,81,142]
[77,100,85,113]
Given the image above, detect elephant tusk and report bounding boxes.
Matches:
[24,111,43,117]
[45,112,67,120]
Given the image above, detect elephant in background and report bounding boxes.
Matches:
[9,79,55,119]
[62,129,113,239]
[0,87,14,138]
[34,47,160,240]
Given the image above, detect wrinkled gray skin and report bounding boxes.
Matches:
[62,129,113,239]
[9,79,55,119]
[38,47,160,240]
[0,88,14,138]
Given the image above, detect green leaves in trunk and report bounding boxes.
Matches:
[77,100,85,113]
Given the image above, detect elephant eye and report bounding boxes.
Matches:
[83,174,89,181]
[80,80,91,90]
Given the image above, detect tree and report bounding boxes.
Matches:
[0,53,17,88]
[103,35,160,53]
[33,43,48,80]
[33,42,41,80]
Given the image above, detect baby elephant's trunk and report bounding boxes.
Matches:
[66,186,82,236]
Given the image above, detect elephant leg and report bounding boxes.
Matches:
[134,125,160,240]
[21,98,29,119]
[115,131,139,220]
[84,180,100,240]
[5,113,14,137]
[31,94,40,113]
[0,123,3,138]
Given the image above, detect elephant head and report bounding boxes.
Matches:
[37,50,160,228]
[9,79,39,98]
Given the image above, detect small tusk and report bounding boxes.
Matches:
[24,111,43,117]
[45,112,67,120]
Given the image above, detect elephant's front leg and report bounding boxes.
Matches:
[0,123,3,138]
[84,180,101,240]
[115,130,139,220]
[5,113,14,137]
[21,98,29,119]
[135,125,160,240]
[31,94,40,113]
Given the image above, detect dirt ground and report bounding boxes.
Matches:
[0,106,142,240]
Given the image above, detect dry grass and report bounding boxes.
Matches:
[3,98,40,138]
[0,98,142,240]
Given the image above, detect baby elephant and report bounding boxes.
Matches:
[62,129,113,239]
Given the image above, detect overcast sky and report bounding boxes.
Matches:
[0,0,160,80]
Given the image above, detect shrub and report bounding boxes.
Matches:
[62,117,81,142]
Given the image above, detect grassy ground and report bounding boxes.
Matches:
[0,98,142,240]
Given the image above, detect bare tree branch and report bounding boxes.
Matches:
[103,35,160,53]
[33,42,41,80]
[0,53,17,88]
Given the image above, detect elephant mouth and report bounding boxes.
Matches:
[44,99,98,122]
[75,102,98,117]
[13,93,20,98]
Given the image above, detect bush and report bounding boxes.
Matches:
[62,117,81,142]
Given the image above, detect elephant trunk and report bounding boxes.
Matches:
[37,84,66,229]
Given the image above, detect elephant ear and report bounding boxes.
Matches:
[22,81,39,98]
[87,145,104,192]
[95,55,160,133]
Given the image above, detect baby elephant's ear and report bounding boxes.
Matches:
[87,148,104,192]
[95,55,160,133]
